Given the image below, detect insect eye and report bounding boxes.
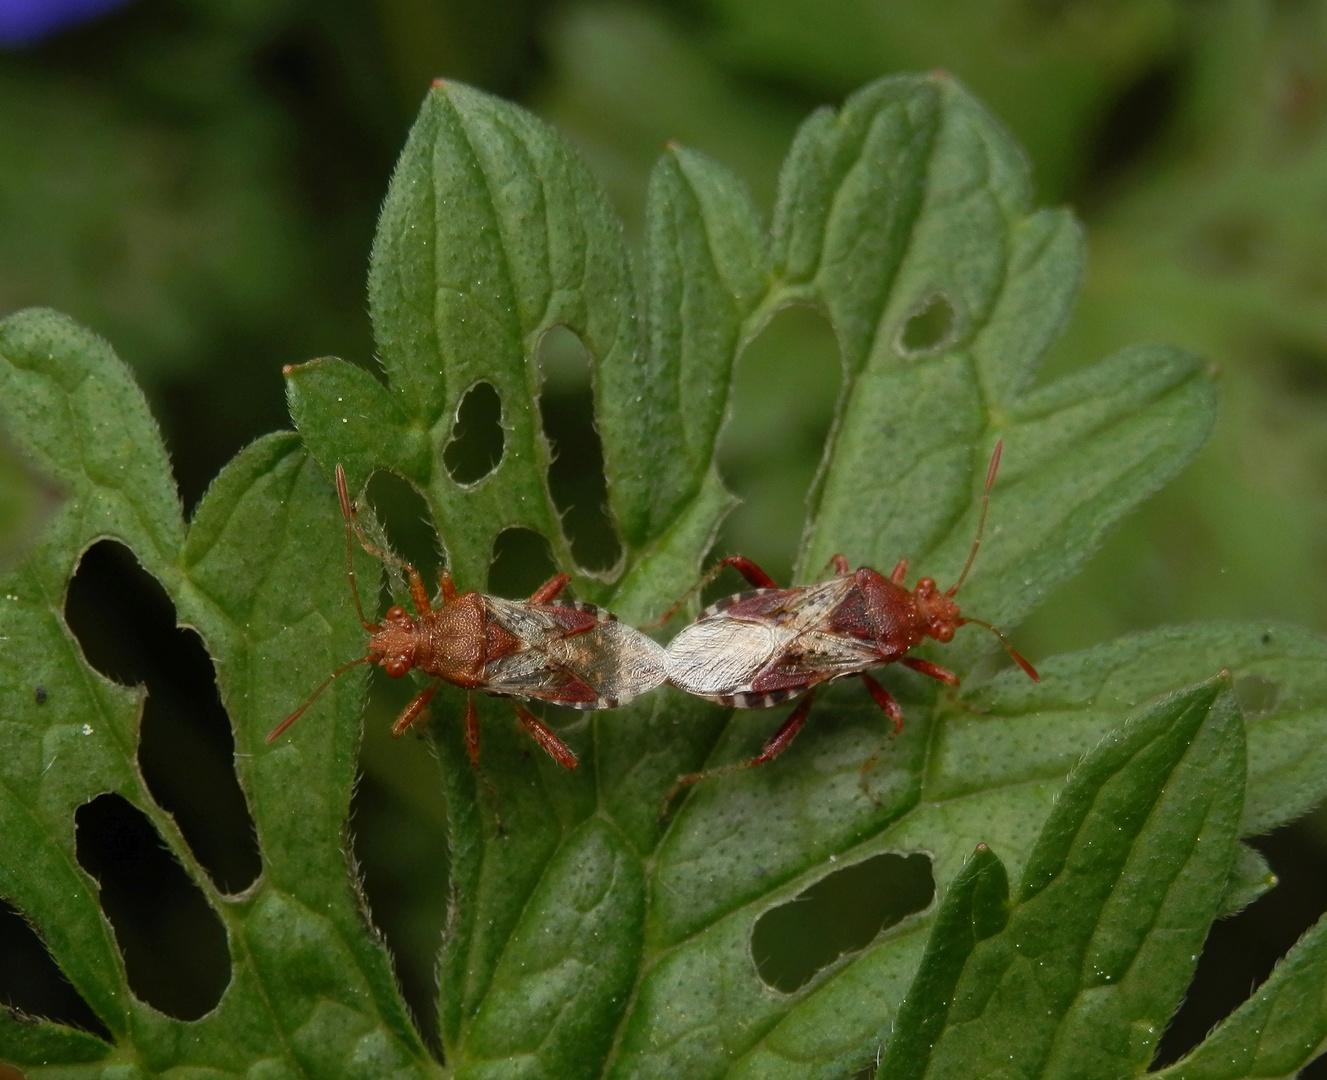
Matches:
[384,657,410,677]
[935,625,954,643]
[386,606,407,622]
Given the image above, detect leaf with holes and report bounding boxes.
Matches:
[5,69,1326,1080]
[879,676,1244,1080]
[0,309,437,1077]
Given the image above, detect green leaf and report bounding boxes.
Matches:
[1216,842,1277,920]
[638,144,768,534]
[1156,908,1327,1080]
[875,844,1010,1080]
[4,71,1291,1080]
[291,79,646,597]
[956,622,1327,836]
[887,676,1244,1080]
[609,74,1215,1080]
[0,431,57,572]
[0,309,436,1078]
[764,75,1213,669]
[291,73,1222,1080]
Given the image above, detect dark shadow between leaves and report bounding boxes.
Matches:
[1151,821,1327,1076]
[536,325,622,573]
[75,794,230,1021]
[443,381,504,485]
[717,305,840,585]
[0,897,110,1040]
[364,469,443,605]
[751,852,934,994]
[488,526,559,600]
[64,540,261,895]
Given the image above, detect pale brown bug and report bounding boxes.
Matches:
[268,465,667,770]
[663,442,1037,802]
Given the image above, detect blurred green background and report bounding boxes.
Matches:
[4,0,1327,1071]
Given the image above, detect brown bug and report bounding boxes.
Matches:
[663,441,1037,800]
[267,465,668,771]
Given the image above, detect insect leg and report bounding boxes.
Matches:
[463,693,481,768]
[718,555,779,589]
[900,657,960,687]
[455,695,507,833]
[859,672,906,733]
[511,702,579,769]
[662,691,818,818]
[858,674,907,805]
[649,554,780,628]
[830,554,850,575]
[528,572,571,604]
[391,681,439,737]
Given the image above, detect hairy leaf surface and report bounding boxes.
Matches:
[5,72,1317,1080]
[0,310,437,1078]
[883,677,1244,1080]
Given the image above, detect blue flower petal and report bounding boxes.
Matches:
[0,0,138,48]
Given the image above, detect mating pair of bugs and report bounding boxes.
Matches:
[268,445,1038,801]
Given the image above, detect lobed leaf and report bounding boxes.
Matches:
[874,844,1010,1080]
[0,310,436,1078]
[605,74,1216,1080]
[887,676,1243,1080]
[4,70,1310,1080]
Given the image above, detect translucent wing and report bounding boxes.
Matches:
[481,597,666,708]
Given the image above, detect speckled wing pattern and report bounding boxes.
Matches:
[665,577,880,706]
[481,596,667,708]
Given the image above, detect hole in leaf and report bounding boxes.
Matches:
[1234,674,1278,719]
[752,852,934,993]
[350,762,448,1057]
[64,541,260,895]
[364,470,442,605]
[897,294,956,354]
[443,381,504,484]
[0,897,110,1039]
[718,306,841,583]
[1153,823,1327,1071]
[74,794,230,1020]
[536,326,622,573]
[487,527,559,600]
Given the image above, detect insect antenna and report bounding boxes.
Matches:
[266,654,372,742]
[946,440,1003,599]
[959,617,1039,681]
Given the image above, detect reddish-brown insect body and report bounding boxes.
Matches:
[664,441,1037,803]
[267,465,667,772]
